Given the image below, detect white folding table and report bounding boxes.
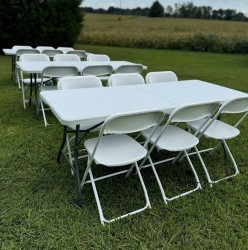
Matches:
[16,60,147,74]
[16,60,148,118]
[40,79,248,206]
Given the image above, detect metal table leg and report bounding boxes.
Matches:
[74,125,82,207]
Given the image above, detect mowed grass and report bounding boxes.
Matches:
[1,45,248,249]
[78,14,248,52]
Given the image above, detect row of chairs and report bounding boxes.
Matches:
[54,75,248,224]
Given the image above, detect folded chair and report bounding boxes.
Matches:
[56,76,103,173]
[187,96,248,185]
[133,101,220,203]
[82,109,164,224]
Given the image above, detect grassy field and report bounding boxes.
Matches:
[78,14,248,52]
[1,45,248,249]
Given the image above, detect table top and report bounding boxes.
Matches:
[16,61,147,73]
[40,80,248,127]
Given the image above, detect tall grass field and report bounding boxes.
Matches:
[78,13,248,53]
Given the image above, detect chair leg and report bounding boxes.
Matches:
[212,140,239,184]
[82,160,151,224]
[40,100,48,126]
[88,168,105,225]
[194,146,214,186]
[166,151,202,202]
[194,141,239,185]
[147,156,168,204]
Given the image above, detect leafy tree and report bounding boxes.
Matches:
[149,1,164,17]
[0,0,83,50]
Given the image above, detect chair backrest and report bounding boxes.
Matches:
[16,49,40,57]
[12,45,32,52]
[169,101,220,124]
[82,65,113,77]
[87,54,110,61]
[66,50,87,60]
[213,96,248,128]
[57,76,102,90]
[41,66,78,80]
[145,71,178,84]
[42,49,63,57]
[57,47,74,53]
[220,96,248,114]
[108,73,145,87]
[115,64,143,74]
[36,46,54,53]
[20,54,50,62]
[102,109,165,135]
[54,54,80,61]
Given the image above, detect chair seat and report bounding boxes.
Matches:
[85,134,147,166]
[23,77,51,84]
[41,85,58,91]
[188,118,240,140]
[69,123,101,131]
[142,125,199,151]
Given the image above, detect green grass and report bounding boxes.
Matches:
[1,45,248,249]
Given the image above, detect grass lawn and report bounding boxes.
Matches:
[1,45,248,249]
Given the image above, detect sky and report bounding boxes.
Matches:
[80,0,248,15]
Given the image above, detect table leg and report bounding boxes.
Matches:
[74,125,82,207]
[57,126,67,163]
[29,73,33,107]
[11,55,15,81]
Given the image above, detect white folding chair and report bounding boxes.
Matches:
[82,109,165,224]
[66,50,87,60]
[145,71,178,84]
[134,101,220,203]
[57,47,74,53]
[12,45,32,52]
[115,64,144,74]
[39,66,79,126]
[86,54,110,61]
[187,96,248,185]
[41,49,63,58]
[15,48,40,87]
[19,54,50,109]
[57,76,103,173]
[107,73,145,87]
[82,65,113,82]
[53,54,80,61]
[36,46,54,53]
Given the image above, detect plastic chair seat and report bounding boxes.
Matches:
[142,125,199,152]
[188,118,240,140]
[22,77,50,85]
[85,134,147,166]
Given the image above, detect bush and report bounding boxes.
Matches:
[0,0,83,50]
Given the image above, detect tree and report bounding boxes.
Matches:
[149,1,164,17]
[0,0,83,50]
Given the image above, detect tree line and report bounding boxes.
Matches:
[84,1,247,22]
